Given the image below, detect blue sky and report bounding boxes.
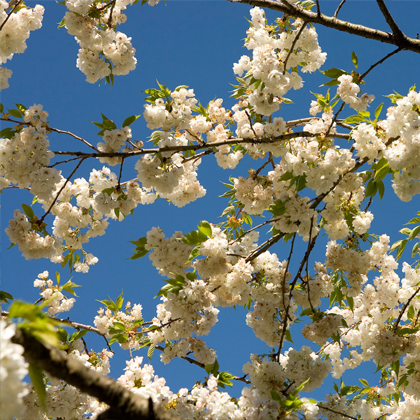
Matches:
[2,0,420,401]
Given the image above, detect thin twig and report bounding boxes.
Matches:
[254,154,273,177]
[283,22,307,74]
[393,286,420,332]
[245,232,285,262]
[51,131,350,159]
[229,215,286,245]
[245,110,258,138]
[49,156,85,168]
[48,127,98,151]
[107,0,116,27]
[154,345,251,384]
[376,0,405,41]
[305,217,315,312]
[0,0,22,31]
[359,47,402,81]
[276,234,297,361]
[39,158,86,223]
[316,321,361,355]
[315,0,320,17]
[310,135,399,210]
[333,0,346,18]
[318,404,357,420]
[325,102,345,138]
[277,232,318,357]
[117,157,125,190]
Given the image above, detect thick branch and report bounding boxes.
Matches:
[230,0,420,54]
[11,327,178,420]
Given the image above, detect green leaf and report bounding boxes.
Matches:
[407,305,415,321]
[155,275,186,298]
[130,249,149,260]
[320,68,348,79]
[15,103,27,115]
[407,217,420,225]
[0,103,3,113]
[397,239,408,260]
[270,390,282,402]
[341,385,360,396]
[148,344,155,361]
[374,164,390,182]
[294,378,310,394]
[359,378,369,387]
[182,229,207,246]
[365,179,377,198]
[116,290,124,311]
[122,115,140,127]
[186,247,200,263]
[28,364,46,409]
[55,272,60,286]
[374,103,383,120]
[21,203,34,220]
[412,242,419,258]
[61,280,81,297]
[100,112,117,130]
[409,225,420,240]
[218,371,235,388]
[175,85,189,91]
[279,171,294,181]
[8,108,22,119]
[377,180,385,200]
[197,221,212,238]
[343,114,365,124]
[0,127,15,139]
[391,359,400,378]
[320,79,340,87]
[0,291,13,303]
[69,330,88,342]
[284,330,293,343]
[351,51,358,69]
[267,199,286,217]
[9,301,44,321]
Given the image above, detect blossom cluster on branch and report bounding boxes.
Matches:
[4,1,420,419]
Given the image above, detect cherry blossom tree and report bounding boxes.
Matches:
[3,0,420,419]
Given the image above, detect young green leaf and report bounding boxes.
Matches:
[351,51,358,69]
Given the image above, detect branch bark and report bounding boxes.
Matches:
[229,0,420,54]
[11,327,179,420]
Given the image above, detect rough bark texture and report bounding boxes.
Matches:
[11,328,179,420]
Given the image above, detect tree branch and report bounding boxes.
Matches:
[11,327,179,420]
[333,0,346,18]
[51,131,350,159]
[376,0,405,42]
[359,46,402,81]
[229,0,420,54]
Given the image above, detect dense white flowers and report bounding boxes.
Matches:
[0,320,28,420]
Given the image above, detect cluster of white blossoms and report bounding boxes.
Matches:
[63,0,162,83]
[33,271,76,316]
[233,7,326,116]
[8,2,420,418]
[0,320,28,420]
[19,347,112,420]
[337,74,375,112]
[94,301,144,350]
[0,105,60,197]
[0,0,44,90]
[0,66,12,90]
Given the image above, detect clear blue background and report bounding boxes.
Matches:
[2,0,420,402]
